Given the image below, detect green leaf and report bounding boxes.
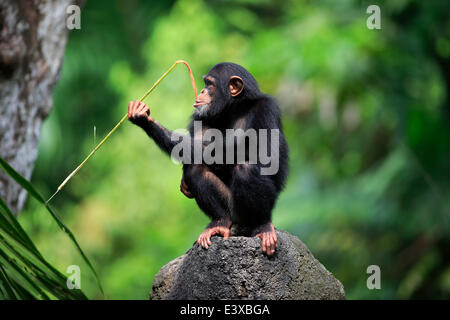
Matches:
[0,158,44,202]
[0,229,87,300]
[0,263,18,299]
[0,156,103,296]
[0,247,49,299]
[0,197,41,256]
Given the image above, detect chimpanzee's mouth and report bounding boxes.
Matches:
[193,102,209,108]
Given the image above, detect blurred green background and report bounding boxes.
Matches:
[19,0,449,299]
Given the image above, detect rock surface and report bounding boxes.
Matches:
[150,230,345,300]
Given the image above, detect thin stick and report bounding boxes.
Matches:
[46,60,197,204]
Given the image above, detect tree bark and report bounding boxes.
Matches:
[0,0,75,215]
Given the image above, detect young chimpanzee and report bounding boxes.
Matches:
[128,62,288,256]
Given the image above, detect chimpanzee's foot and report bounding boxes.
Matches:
[253,222,277,256]
[197,222,231,249]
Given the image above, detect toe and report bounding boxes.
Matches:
[269,239,275,256]
[206,235,212,246]
[203,235,209,248]
[223,227,230,239]
[262,236,268,254]
[199,234,207,248]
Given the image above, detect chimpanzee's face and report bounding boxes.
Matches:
[193,75,215,119]
[193,73,244,120]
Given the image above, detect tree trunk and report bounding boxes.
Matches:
[0,0,75,215]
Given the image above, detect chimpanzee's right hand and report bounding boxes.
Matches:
[128,100,154,127]
[180,173,194,199]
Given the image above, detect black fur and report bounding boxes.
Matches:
[136,62,289,235]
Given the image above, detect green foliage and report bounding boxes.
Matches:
[0,157,90,299]
[19,0,450,299]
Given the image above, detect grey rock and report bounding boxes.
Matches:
[150,230,345,300]
[151,255,186,300]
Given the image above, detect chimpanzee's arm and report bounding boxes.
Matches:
[128,100,188,156]
[140,120,186,156]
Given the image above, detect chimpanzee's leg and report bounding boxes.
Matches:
[230,162,279,256]
[183,164,232,248]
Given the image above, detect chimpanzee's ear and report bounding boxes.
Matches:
[229,76,244,97]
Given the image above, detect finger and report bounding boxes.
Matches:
[128,101,133,117]
[181,179,190,193]
[139,101,147,109]
[138,101,147,114]
[136,105,144,114]
[223,228,230,239]
[130,101,138,116]
[138,109,148,117]
[132,100,140,113]
[180,186,191,198]
[134,100,143,114]
[139,106,150,117]
[136,103,146,113]
[181,179,187,190]
[182,189,190,197]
